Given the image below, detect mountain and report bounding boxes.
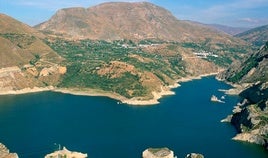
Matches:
[33,2,253,103]
[235,24,268,46]
[208,24,250,35]
[0,13,61,68]
[218,42,268,150]
[36,2,244,45]
[0,14,43,37]
[0,2,253,104]
[218,41,268,83]
[0,14,65,92]
[0,11,219,103]
[35,2,252,67]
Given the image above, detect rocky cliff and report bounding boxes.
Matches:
[218,42,268,149]
[231,82,268,149]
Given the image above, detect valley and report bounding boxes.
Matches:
[0,2,252,103]
[0,1,268,157]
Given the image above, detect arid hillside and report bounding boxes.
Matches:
[235,24,268,47]
[0,14,61,68]
[0,14,66,92]
[36,2,246,46]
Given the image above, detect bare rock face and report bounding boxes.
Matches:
[0,143,18,158]
[230,82,268,149]
[142,148,174,158]
[218,42,268,150]
[0,65,66,93]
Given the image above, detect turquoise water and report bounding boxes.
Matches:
[0,76,267,158]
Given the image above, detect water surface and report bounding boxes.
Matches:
[0,76,267,158]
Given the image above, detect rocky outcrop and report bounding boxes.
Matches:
[0,65,66,93]
[39,66,67,77]
[186,153,204,158]
[229,82,268,149]
[44,147,87,158]
[210,95,225,103]
[142,148,174,158]
[218,42,268,150]
[0,143,18,158]
[142,148,205,158]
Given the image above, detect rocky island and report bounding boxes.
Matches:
[186,153,204,158]
[210,95,225,103]
[142,148,204,158]
[44,147,87,158]
[0,143,18,158]
[142,148,174,158]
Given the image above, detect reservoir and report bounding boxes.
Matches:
[0,76,267,158]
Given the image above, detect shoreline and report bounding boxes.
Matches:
[0,72,218,105]
[0,86,54,95]
[216,79,251,95]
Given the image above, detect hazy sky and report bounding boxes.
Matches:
[1,0,268,28]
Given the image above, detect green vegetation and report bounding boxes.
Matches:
[181,42,251,67]
[228,57,258,82]
[138,39,166,45]
[44,38,250,98]
[45,38,185,98]
[235,25,268,47]
[29,54,40,65]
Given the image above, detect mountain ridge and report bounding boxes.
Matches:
[0,2,252,103]
[0,13,65,92]
[207,24,250,35]
[0,13,44,38]
[217,42,268,150]
[35,2,246,46]
[235,24,268,47]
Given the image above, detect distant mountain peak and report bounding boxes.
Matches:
[35,2,244,44]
